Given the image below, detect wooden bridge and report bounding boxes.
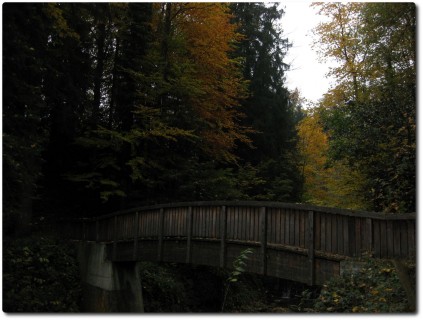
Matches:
[66,201,415,286]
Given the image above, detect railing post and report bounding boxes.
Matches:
[307,210,315,286]
[158,208,165,261]
[133,212,140,260]
[186,207,193,264]
[220,206,227,268]
[260,206,267,275]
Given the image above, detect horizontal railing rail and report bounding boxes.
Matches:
[91,201,416,220]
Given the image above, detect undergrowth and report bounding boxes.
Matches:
[3,235,82,312]
[312,258,414,313]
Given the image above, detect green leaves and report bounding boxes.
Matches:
[222,248,254,311]
[3,236,82,312]
[227,248,253,284]
[313,3,416,213]
[313,259,412,313]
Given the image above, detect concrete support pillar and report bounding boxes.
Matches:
[76,242,144,312]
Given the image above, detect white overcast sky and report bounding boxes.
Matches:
[280,1,336,104]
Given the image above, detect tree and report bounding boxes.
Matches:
[229,3,303,202]
[312,2,416,212]
[65,3,253,211]
[2,3,86,232]
[296,111,367,210]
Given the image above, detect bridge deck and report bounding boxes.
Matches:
[66,201,415,285]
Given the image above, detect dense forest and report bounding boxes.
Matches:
[4,2,303,235]
[3,2,415,236]
[2,2,416,313]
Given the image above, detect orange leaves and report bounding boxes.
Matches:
[153,3,250,162]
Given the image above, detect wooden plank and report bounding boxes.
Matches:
[315,212,321,251]
[147,212,152,237]
[331,214,337,253]
[268,209,273,243]
[289,209,295,246]
[158,208,165,261]
[321,213,326,252]
[299,211,304,248]
[148,212,152,237]
[284,209,289,245]
[198,207,203,237]
[407,220,415,257]
[348,216,356,257]
[175,208,180,235]
[204,207,209,238]
[260,207,267,275]
[381,220,388,258]
[274,208,279,243]
[209,207,214,238]
[386,220,394,258]
[342,216,348,256]
[336,215,344,254]
[393,221,401,258]
[203,207,207,237]
[373,220,381,258]
[307,211,315,286]
[240,207,246,241]
[220,206,227,268]
[133,212,139,260]
[207,207,211,238]
[212,207,217,238]
[256,207,261,242]
[165,209,170,235]
[365,218,373,255]
[248,207,253,241]
[113,215,118,260]
[186,207,193,263]
[192,208,198,237]
[276,209,280,244]
[142,212,147,237]
[235,207,240,240]
[354,218,361,256]
[398,221,407,257]
[294,210,300,247]
[95,218,99,242]
[227,207,232,240]
[326,213,332,253]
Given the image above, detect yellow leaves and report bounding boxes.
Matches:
[352,306,360,312]
[380,268,393,274]
[297,111,368,209]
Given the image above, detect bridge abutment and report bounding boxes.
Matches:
[76,242,144,312]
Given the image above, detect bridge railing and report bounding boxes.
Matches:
[67,201,415,260]
[63,201,415,285]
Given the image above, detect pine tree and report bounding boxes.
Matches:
[230,3,303,201]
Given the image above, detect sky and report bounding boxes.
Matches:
[280,1,336,104]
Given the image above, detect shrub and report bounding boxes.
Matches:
[3,236,82,312]
[139,262,189,312]
[313,258,411,313]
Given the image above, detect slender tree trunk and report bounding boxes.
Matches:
[92,21,106,124]
[108,38,119,129]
